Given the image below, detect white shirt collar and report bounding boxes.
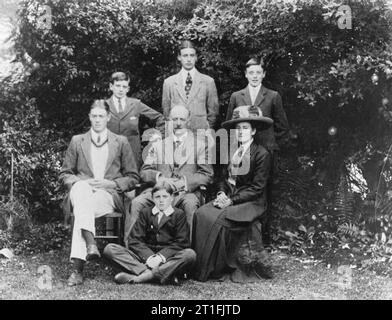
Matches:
[91,128,108,143]
[173,130,188,143]
[248,84,261,92]
[180,68,196,83]
[113,95,126,103]
[152,205,175,217]
[237,138,253,154]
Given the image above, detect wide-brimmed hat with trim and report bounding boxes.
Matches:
[222,105,273,129]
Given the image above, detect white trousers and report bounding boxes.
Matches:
[70,181,115,261]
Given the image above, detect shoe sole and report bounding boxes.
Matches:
[114,274,135,284]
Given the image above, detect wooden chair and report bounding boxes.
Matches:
[94,212,123,244]
[63,183,147,245]
[65,211,124,244]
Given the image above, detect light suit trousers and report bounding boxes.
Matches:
[70,181,115,261]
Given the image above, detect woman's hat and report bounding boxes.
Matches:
[222,105,273,129]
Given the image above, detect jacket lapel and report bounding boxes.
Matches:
[253,85,267,108]
[118,97,133,120]
[230,141,253,178]
[158,213,171,230]
[81,131,94,176]
[174,72,187,103]
[187,70,202,104]
[175,132,194,169]
[104,131,119,174]
[163,135,175,171]
[107,97,119,119]
[241,87,253,106]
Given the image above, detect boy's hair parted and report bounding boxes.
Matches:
[245,57,265,71]
[109,71,130,83]
[152,181,175,196]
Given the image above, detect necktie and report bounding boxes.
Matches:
[157,211,164,224]
[229,145,244,186]
[97,135,101,144]
[232,145,244,167]
[118,98,124,113]
[173,140,181,168]
[185,73,192,98]
[174,140,181,150]
[251,88,256,105]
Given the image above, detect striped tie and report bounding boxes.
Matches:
[118,98,124,113]
[185,73,192,98]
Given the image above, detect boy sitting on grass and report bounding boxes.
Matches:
[103,181,196,285]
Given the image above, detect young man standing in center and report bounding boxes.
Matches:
[162,40,219,132]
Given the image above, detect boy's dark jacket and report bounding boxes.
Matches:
[128,207,190,261]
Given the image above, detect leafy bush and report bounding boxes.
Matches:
[0,198,31,235]
[0,222,71,255]
[0,99,67,221]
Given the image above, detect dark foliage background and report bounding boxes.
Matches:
[1,0,392,257]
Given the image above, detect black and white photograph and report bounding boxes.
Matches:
[1,0,392,306]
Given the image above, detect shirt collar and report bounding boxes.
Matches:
[91,128,108,143]
[113,95,126,103]
[238,138,253,153]
[173,131,188,143]
[152,205,175,217]
[248,84,261,92]
[180,68,196,81]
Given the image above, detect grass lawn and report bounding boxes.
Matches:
[1,244,391,300]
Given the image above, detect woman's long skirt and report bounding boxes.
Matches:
[192,202,269,283]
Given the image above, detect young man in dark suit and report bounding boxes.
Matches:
[226,57,291,245]
[103,182,196,285]
[226,57,289,152]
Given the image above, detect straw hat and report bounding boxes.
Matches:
[222,105,273,129]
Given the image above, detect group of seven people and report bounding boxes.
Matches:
[60,40,290,286]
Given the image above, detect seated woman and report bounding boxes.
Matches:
[192,105,274,282]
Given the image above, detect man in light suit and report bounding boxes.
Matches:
[225,57,290,246]
[106,71,165,169]
[60,101,139,286]
[162,40,219,132]
[124,105,214,244]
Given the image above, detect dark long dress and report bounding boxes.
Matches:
[193,142,271,282]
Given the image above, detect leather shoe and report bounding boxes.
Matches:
[254,262,274,279]
[86,244,101,261]
[67,271,83,286]
[114,272,136,284]
[167,276,181,286]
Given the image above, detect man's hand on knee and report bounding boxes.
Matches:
[87,179,117,190]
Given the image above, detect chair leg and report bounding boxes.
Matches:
[117,217,122,244]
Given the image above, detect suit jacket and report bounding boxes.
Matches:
[106,96,165,168]
[140,131,213,193]
[60,130,140,217]
[217,142,271,222]
[226,86,289,151]
[128,207,190,261]
[162,69,219,130]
